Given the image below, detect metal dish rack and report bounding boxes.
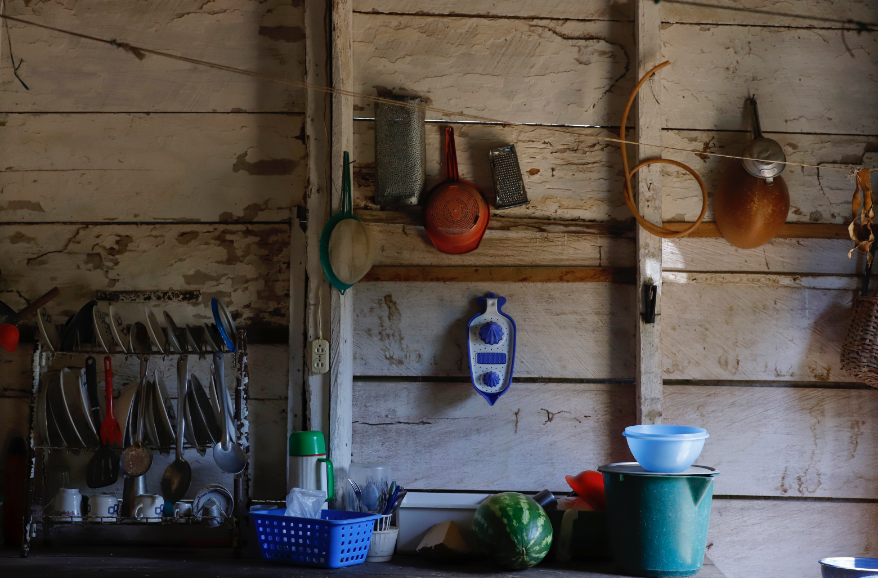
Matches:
[19,330,252,558]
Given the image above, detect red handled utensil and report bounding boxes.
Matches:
[100,356,123,445]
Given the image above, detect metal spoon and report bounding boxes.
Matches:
[212,351,247,474]
[120,356,153,477]
[161,356,192,503]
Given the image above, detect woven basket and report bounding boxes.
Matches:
[841,296,878,388]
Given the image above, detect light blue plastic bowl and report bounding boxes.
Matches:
[623,425,709,473]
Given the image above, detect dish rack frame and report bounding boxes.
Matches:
[18,329,252,558]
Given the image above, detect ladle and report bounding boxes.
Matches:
[121,331,153,477]
[161,356,192,503]
[211,352,247,474]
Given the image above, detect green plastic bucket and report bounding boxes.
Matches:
[599,463,719,578]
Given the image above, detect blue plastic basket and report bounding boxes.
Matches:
[252,508,380,568]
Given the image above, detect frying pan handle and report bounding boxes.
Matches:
[213,351,230,451]
[10,287,60,324]
[342,151,353,215]
[445,126,460,182]
[748,96,763,140]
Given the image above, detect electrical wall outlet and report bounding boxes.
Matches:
[311,339,329,374]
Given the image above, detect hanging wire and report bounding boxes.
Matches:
[0,13,866,175]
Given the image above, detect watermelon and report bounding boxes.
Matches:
[472,492,553,570]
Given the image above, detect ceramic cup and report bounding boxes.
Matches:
[53,488,83,521]
[132,494,165,523]
[173,502,193,524]
[87,494,119,522]
[199,499,222,528]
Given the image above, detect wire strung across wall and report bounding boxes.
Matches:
[0,13,869,178]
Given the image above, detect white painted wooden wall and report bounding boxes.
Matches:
[346,2,878,578]
[0,1,876,577]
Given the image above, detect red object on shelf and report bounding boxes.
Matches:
[3,437,27,545]
[565,470,607,512]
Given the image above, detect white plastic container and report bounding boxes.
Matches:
[396,492,492,553]
[367,517,399,563]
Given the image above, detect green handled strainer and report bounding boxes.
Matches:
[320,152,374,294]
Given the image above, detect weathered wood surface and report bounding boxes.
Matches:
[354,123,876,224]
[708,500,878,578]
[635,0,663,425]
[355,0,876,28]
[352,121,631,222]
[665,386,878,499]
[0,0,306,112]
[353,282,636,378]
[663,238,865,275]
[365,222,635,267]
[362,266,635,283]
[662,273,857,382]
[0,224,291,326]
[352,381,878,498]
[354,276,865,382]
[329,0,356,511]
[662,132,877,224]
[662,25,878,134]
[352,16,634,126]
[352,381,634,490]
[661,222,850,239]
[0,113,306,223]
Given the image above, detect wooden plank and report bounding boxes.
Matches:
[665,385,878,499]
[0,224,291,326]
[662,131,877,224]
[353,282,635,378]
[664,237,865,274]
[0,0,306,112]
[662,25,878,134]
[352,15,634,126]
[355,0,876,27]
[329,0,355,511]
[0,113,306,223]
[361,266,636,283]
[303,0,332,439]
[352,381,635,491]
[662,0,878,28]
[352,381,878,499]
[708,500,878,578]
[353,122,631,222]
[354,1,623,20]
[635,1,663,425]
[661,223,851,239]
[662,274,858,382]
[365,222,636,267]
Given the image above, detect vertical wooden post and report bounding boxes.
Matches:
[300,0,331,465]
[327,0,354,509]
[635,0,663,425]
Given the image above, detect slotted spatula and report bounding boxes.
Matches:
[87,356,121,488]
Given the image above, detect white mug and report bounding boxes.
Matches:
[53,488,82,521]
[173,502,192,523]
[132,494,165,523]
[87,494,119,522]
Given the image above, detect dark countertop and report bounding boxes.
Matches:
[0,547,726,577]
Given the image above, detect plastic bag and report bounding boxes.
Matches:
[285,487,327,519]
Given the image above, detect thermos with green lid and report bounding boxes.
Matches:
[288,431,334,506]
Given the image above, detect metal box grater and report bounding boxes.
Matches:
[488,145,530,209]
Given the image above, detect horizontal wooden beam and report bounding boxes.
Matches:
[661,222,849,239]
[357,210,849,240]
[361,266,635,283]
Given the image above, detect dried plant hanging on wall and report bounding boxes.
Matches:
[848,169,875,264]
